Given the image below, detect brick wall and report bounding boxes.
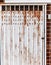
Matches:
[0,0,3,2]
[46,4,51,65]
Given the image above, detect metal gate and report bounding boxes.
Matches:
[1,5,45,65]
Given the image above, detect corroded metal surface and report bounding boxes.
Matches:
[1,9,44,65]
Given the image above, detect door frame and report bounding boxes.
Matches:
[44,5,47,65]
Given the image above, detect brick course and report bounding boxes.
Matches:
[46,4,51,65]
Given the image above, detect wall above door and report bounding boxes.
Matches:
[4,0,51,3]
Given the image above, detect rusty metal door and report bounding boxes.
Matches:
[1,5,45,65]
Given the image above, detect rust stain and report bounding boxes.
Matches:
[33,32,36,37]
[34,11,40,21]
[24,11,26,25]
[5,50,8,59]
[2,12,3,21]
[19,37,21,41]
[38,24,40,31]
[34,19,36,25]
[14,55,17,58]
[20,51,22,54]
[28,38,30,42]
[15,44,17,49]
[30,11,34,18]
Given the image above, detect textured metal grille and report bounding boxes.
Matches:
[1,5,44,65]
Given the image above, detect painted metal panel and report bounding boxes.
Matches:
[1,6,44,65]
